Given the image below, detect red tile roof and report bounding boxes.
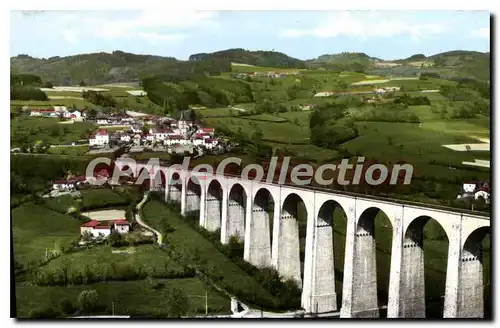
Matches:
[81,220,100,227]
[200,128,214,133]
[114,219,129,225]
[169,135,183,140]
[54,180,68,184]
[97,129,108,136]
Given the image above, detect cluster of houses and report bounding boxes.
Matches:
[80,218,130,238]
[457,181,491,203]
[231,71,300,79]
[52,169,110,192]
[314,86,402,98]
[374,86,401,94]
[88,115,221,151]
[29,106,86,121]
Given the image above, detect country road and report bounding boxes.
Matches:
[229,106,247,112]
[134,192,163,244]
[134,191,341,319]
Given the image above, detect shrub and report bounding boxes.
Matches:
[77,289,99,313]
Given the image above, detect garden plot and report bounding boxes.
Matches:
[350,79,390,86]
[462,159,490,168]
[442,143,490,151]
[81,209,127,221]
[40,86,109,92]
[126,90,147,96]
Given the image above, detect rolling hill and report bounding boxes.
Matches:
[10,49,490,86]
[189,48,306,69]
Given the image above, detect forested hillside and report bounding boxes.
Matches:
[189,48,306,69]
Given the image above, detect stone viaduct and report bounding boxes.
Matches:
[114,159,491,318]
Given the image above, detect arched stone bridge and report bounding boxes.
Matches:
[114,159,491,318]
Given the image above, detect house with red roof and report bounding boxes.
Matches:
[30,109,60,118]
[164,134,186,146]
[89,129,109,147]
[80,218,130,237]
[204,138,218,149]
[150,127,175,141]
[52,179,75,191]
[113,219,130,234]
[196,127,215,135]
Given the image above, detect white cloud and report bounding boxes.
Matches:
[96,10,218,40]
[48,10,218,45]
[137,32,187,43]
[280,12,448,40]
[61,29,78,44]
[471,27,489,39]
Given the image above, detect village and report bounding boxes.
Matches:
[25,106,230,157]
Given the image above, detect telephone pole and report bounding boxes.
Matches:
[205,290,208,315]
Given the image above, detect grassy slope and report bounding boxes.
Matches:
[141,200,278,305]
[41,244,184,274]
[12,203,82,266]
[16,278,230,318]
[10,116,96,147]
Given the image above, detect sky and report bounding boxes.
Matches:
[10,10,491,60]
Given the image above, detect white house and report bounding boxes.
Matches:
[151,127,175,141]
[113,219,130,234]
[164,135,184,146]
[93,225,112,237]
[53,106,68,113]
[463,182,477,193]
[204,138,218,149]
[89,129,109,147]
[80,220,113,238]
[131,125,143,134]
[192,137,205,146]
[80,220,100,236]
[196,127,215,136]
[120,134,131,143]
[72,110,82,119]
[145,134,155,142]
[178,120,193,135]
[97,118,108,125]
[52,180,75,191]
[474,189,490,203]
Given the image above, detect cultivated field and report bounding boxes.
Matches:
[81,209,127,221]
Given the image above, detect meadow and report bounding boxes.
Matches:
[16,278,230,318]
[141,200,281,308]
[12,203,82,267]
[11,116,96,147]
[204,116,310,144]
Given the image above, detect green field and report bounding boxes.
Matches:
[141,200,279,307]
[204,116,310,144]
[42,244,185,274]
[44,188,132,213]
[11,99,99,109]
[48,145,89,156]
[230,63,304,74]
[12,203,82,267]
[11,116,96,147]
[16,278,230,318]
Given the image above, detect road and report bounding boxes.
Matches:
[134,192,163,244]
[229,106,248,112]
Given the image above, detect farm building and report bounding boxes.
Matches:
[113,219,130,234]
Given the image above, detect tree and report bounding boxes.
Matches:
[59,298,76,315]
[165,287,190,317]
[79,80,86,87]
[77,289,99,313]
